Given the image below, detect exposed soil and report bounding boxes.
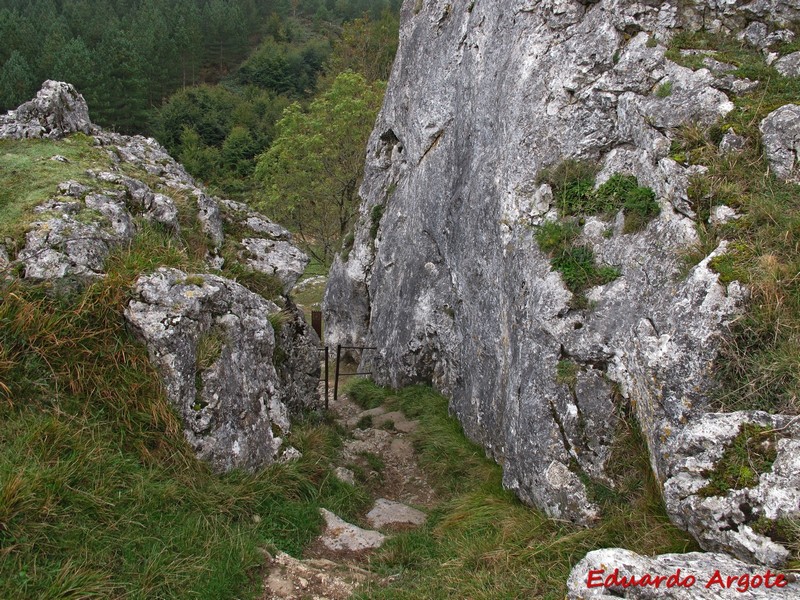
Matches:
[262,380,434,599]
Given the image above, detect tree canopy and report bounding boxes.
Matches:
[255,71,385,264]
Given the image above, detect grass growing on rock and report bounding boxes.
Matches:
[347,380,697,599]
[0,134,110,245]
[667,31,800,415]
[535,221,620,294]
[537,162,660,232]
[698,423,780,498]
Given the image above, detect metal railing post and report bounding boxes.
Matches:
[333,344,342,404]
[324,346,329,410]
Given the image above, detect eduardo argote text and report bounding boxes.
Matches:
[586,566,789,593]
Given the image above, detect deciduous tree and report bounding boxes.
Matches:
[255,71,384,264]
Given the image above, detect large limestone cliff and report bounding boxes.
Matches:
[325,0,800,567]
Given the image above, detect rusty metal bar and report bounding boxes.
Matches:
[333,344,342,404]
[311,311,322,340]
[324,346,329,410]
[337,345,377,350]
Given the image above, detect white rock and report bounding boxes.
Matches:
[709,205,740,226]
[366,498,426,529]
[318,509,385,552]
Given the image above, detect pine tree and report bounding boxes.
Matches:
[0,51,37,110]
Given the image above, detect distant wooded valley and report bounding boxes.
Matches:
[0,0,400,263]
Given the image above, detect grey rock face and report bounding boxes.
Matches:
[274,300,322,413]
[195,192,225,248]
[17,193,135,280]
[125,268,287,472]
[774,51,800,77]
[0,81,93,139]
[241,238,310,294]
[324,0,796,561]
[567,548,800,599]
[760,104,800,183]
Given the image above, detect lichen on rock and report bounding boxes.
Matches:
[124,268,317,472]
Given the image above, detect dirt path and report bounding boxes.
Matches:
[262,385,435,599]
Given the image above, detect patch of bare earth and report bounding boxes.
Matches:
[262,387,433,599]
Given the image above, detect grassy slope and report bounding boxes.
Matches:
[0,135,105,244]
[0,138,370,599]
[666,31,800,414]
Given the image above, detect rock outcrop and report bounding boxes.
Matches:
[125,268,288,472]
[1,82,320,473]
[325,0,800,569]
[0,80,94,139]
[760,104,800,183]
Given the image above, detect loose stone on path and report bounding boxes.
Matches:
[366,498,427,529]
[318,509,386,553]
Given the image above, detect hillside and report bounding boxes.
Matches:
[4,0,800,598]
[0,81,341,598]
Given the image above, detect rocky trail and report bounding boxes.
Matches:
[262,382,435,599]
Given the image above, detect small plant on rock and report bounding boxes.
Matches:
[698,423,780,497]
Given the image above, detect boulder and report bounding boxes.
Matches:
[0,81,93,140]
[774,51,800,78]
[125,268,290,472]
[317,509,385,552]
[662,412,800,566]
[760,104,800,183]
[366,498,426,529]
[17,193,135,280]
[567,548,800,599]
[241,238,310,293]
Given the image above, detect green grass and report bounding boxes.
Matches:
[370,204,385,241]
[556,359,579,388]
[537,159,599,216]
[655,80,673,98]
[536,164,660,232]
[667,31,800,414]
[347,381,697,599]
[0,162,368,598]
[0,134,110,245]
[698,424,780,498]
[534,221,621,294]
